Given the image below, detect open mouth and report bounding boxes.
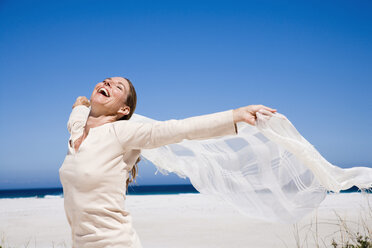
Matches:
[98,87,110,97]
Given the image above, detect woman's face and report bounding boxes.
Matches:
[90,77,130,118]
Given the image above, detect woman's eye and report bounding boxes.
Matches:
[117,86,122,90]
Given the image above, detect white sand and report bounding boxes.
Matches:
[0,193,371,248]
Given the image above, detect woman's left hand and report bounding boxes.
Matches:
[233,105,277,126]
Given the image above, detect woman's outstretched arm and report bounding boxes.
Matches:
[113,109,237,150]
[113,105,277,150]
[68,96,277,149]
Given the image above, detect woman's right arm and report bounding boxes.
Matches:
[67,96,90,134]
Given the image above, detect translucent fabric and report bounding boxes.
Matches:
[130,111,372,223]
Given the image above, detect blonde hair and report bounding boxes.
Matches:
[118,77,140,192]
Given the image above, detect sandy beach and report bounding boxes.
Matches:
[0,193,371,248]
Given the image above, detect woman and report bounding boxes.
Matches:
[59,76,277,248]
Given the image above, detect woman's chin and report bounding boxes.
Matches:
[91,94,110,104]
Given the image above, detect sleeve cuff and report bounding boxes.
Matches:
[187,109,238,140]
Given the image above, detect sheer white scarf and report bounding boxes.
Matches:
[130,111,372,223]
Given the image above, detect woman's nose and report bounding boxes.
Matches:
[104,81,110,87]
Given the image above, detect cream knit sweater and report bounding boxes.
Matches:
[59,105,237,248]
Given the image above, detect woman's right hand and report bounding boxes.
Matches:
[72,96,90,109]
[233,105,277,126]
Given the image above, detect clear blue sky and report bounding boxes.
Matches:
[0,0,371,190]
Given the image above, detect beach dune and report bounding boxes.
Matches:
[0,193,371,248]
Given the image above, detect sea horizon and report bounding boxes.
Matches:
[0,184,200,199]
[0,185,367,199]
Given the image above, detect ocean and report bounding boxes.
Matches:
[0,185,366,199]
[0,184,199,199]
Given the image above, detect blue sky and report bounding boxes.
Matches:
[0,0,371,190]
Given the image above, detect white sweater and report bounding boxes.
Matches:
[59,105,237,248]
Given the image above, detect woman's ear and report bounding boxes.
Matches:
[118,106,130,117]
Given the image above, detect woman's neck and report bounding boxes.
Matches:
[84,114,117,134]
